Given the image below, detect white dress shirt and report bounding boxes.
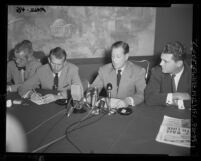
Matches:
[166,67,185,109]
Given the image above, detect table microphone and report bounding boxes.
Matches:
[107,83,112,98]
[67,84,82,117]
[106,83,112,111]
[91,87,98,109]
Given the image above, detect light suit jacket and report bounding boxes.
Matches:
[7,60,41,92]
[18,61,83,97]
[91,61,146,105]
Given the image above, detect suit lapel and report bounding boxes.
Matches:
[14,67,23,84]
[163,73,172,93]
[58,62,68,89]
[47,64,55,89]
[177,65,189,92]
[108,66,118,97]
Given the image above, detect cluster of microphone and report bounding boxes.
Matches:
[66,83,113,117]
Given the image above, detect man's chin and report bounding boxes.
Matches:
[53,70,60,73]
[113,65,120,70]
[161,69,166,73]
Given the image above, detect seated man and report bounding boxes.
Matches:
[144,41,191,109]
[18,47,83,102]
[91,41,146,109]
[7,40,41,92]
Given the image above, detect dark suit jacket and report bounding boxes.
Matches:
[144,61,191,108]
[18,61,83,97]
[91,61,146,105]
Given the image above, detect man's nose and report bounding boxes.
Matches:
[112,58,117,63]
[160,61,163,66]
[55,65,60,70]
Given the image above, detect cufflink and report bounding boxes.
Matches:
[177,100,185,110]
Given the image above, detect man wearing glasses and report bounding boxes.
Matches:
[18,47,83,101]
[7,40,41,92]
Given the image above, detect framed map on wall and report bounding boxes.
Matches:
[8,6,156,58]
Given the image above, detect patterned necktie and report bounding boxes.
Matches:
[171,74,176,93]
[117,70,121,90]
[53,73,59,90]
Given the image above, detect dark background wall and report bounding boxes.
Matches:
[154,5,193,55]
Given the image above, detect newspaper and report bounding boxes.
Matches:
[156,115,190,148]
[30,92,58,105]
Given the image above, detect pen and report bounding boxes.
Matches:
[63,84,70,88]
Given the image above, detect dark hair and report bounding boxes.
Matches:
[162,41,186,61]
[14,40,33,57]
[111,41,129,55]
[49,47,67,60]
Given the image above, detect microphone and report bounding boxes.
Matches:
[107,83,112,99]
[106,83,112,111]
[91,87,98,109]
[67,84,82,117]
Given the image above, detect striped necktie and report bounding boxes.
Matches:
[171,74,176,93]
[53,73,59,90]
[117,70,121,91]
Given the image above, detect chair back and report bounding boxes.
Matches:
[129,59,150,83]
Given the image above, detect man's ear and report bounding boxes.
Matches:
[125,53,129,61]
[176,60,183,68]
[48,57,50,63]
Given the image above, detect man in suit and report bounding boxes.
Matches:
[91,41,146,109]
[145,41,191,109]
[7,40,41,92]
[18,47,83,101]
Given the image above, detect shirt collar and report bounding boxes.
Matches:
[53,70,62,77]
[116,65,125,74]
[171,66,184,78]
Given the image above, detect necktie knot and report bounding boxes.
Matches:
[18,66,26,71]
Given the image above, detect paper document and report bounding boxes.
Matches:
[156,115,190,148]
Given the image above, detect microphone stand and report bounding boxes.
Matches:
[65,97,73,117]
[106,89,112,115]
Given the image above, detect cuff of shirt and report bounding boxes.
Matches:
[178,100,185,109]
[127,97,135,106]
[166,93,173,105]
[22,90,32,98]
[8,86,12,92]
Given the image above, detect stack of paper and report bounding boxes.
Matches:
[156,115,190,148]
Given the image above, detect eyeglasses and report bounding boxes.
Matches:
[13,57,26,62]
[49,59,64,67]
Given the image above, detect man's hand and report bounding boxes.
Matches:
[43,94,59,104]
[172,92,191,101]
[58,91,67,99]
[110,98,128,109]
[7,86,11,92]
